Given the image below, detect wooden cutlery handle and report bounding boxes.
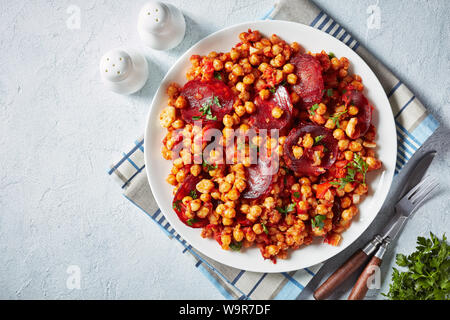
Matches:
[313,249,370,300]
[347,255,382,300]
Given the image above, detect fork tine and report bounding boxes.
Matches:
[411,182,439,212]
[405,176,432,200]
[410,178,439,204]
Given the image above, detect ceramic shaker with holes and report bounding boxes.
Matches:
[137,1,186,50]
[99,48,149,94]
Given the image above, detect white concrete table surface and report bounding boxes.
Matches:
[0,0,448,299]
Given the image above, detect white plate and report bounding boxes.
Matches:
[144,20,396,273]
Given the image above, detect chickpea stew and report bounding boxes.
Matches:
[159,29,382,263]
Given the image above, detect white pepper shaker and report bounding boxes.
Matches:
[137,1,186,50]
[99,48,149,95]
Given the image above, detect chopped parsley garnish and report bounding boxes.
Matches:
[192,96,221,121]
[214,71,222,80]
[329,154,369,189]
[309,103,320,115]
[261,223,269,235]
[173,200,182,210]
[293,192,300,199]
[328,52,335,59]
[329,110,348,128]
[186,218,198,226]
[269,86,276,93]
[311,214,326,230]
[229,241,243,251]
[189,190,198,199]
[327,88,334,97]
[351,153,369,184]
[314,135,325,145]
[202,160,218,172]
[276,203,296,215]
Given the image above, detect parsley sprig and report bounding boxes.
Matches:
[383,232,449,300]
[309,103,320,115]
[229,241,243,251]
[329,110,348,128]
[276,203,296,215]
[186,218,199,226]
[311,215,326,230]
[192,96,220,121]
[329,154,368,189]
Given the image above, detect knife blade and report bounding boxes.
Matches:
[380,150,436,242]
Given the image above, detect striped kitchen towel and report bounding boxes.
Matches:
[108,0,439,300]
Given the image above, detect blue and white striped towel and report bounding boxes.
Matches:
[108,0,439,300]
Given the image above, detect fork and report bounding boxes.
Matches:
[347,176,439,300]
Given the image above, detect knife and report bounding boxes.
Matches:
[313,150,436,300]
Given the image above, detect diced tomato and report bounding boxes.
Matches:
[324,233,341,246]
[316,182,332,199]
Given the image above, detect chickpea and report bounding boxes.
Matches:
[249,53,262,66]
[330,57,341,70]
[242,73,255,85]
[246,229,256,242]
[234,104,246,117]
[341,196,352,209]
[270,54,285,68]
[233,228,244,242]
[230,48,240,61]
[348,105,359,116]
[234,179,247,192]
[271,106,284,119]
[240,204,250,214]
[258,62,269,73]
[190,164,202,176]
[290,41,301,52]
[159,106,176,128]
[338,139,350,151]
[190,199,202,212]
[344,182,355,193]
[167,83,179,98]
[344,151,354,161]
[271,44,283,56]
[292,146,304,159]
[227,188,240,201]
[197,206,210,219]
[349,141,363,152]
[219,181,232,193]
[223,207,236,219]
[302,134,314,148]
[174,95,187,109]
[266,245,279,256]
[222,114,234,128]
[176,170,186,183]
[221,234,232,249]
[247,205,262,221]
[301,184,312,197]
[286,73,298,85]
[325,118,336,130]
[171,119,184,129]
[224,61,233,72]
[232,64,244,76]
[316,204,328,215]
[166,174,177,186]
[252,223,263,235]
[259,89,270,100]
[283,63,295,74]
[299,177,311,185]
[213,59,223,71]
[263,197,276,210]
[241,102,254,115]
[196,179,214,194]
[346,117,358,138]
[235,81,246,92]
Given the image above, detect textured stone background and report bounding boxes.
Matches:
[0,0,448,299]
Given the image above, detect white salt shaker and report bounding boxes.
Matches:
[99,48,149,95]
[137,1,186,50]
